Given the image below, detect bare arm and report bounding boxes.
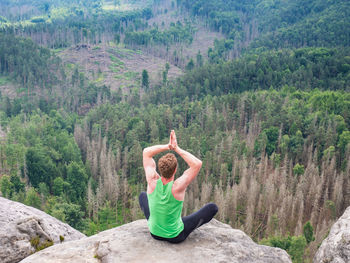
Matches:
[143,144,170,183]
[173,138,202,193]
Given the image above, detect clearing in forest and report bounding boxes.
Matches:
[136,0,225,67]
[0,76,16,99]
[58,43,183,92]
[102,0,148,11]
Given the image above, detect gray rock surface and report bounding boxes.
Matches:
[314,206,350,263]
[21,218,291,263]
[0,197,85,263]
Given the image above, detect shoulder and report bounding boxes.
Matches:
[172,179,184,192]
[171,180,186,201]
[149,171,160,183]
[147,172,160,193]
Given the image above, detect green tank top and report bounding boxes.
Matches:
[147,178,184,238]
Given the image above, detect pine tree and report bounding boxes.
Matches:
[142,69,149,90]
[303,221,315,244]
[196,51,203,67]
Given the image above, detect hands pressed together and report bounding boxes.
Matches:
[168,130,178,151]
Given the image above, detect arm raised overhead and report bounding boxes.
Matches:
[143,144,170,183]
[143,132,174,192]
[171,131,202,195]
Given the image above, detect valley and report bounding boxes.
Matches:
[0,1,349,262]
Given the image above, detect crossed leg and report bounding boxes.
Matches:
[139,192,218,243]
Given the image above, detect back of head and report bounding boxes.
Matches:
[158,153,177,179]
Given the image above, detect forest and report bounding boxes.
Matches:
[0,0,349,262]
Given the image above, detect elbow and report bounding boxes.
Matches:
[195,160,202,170]
[143,148,150,158]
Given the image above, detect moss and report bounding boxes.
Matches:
[30,236,54,252]
[59,235,65,242]
[37,240,54,251]
[30,237,40,248]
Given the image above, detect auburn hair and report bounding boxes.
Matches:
[158,153,177,179]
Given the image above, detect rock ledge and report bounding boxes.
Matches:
[314,206,350,263]
[0,197,85,263]
[21,218,291,263]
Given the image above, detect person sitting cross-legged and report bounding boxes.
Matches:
[139,130,218,243]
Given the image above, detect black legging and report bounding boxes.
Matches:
[139,192,218,243]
